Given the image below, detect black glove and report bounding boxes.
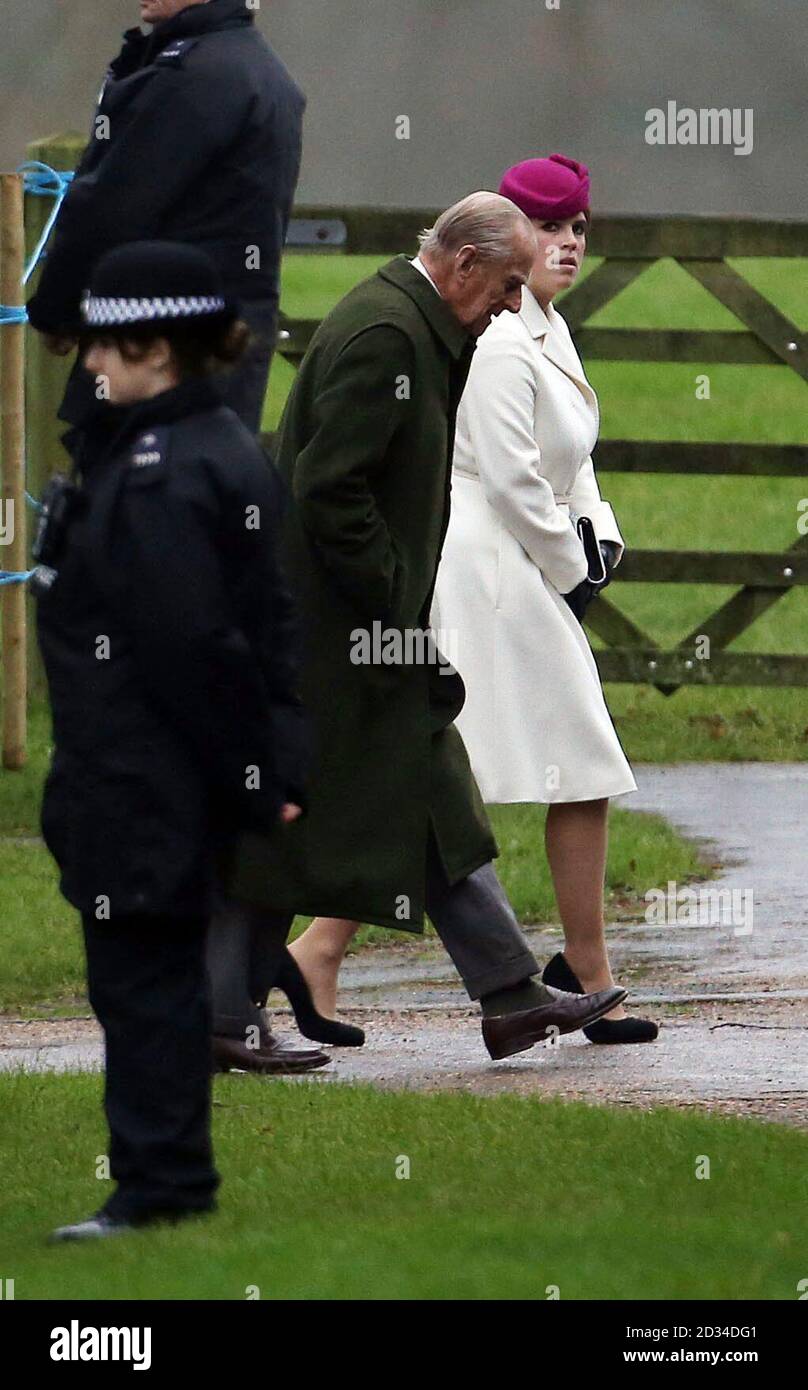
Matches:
[599,540,619,586]
[564,540,621,622]
[563,576,599,622]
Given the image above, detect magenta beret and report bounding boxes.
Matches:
[499,153,590,221]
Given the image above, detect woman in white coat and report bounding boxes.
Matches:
[431,153,655,1043]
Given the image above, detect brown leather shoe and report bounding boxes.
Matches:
[212,1030,331,1075]
[482,984,628,1061]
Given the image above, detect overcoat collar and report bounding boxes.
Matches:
[519,285,595,401]
[377,256,474,361]
[61,376,222,472]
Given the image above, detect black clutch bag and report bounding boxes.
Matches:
[575,514,608,588]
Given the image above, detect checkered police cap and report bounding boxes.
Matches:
[81,240,235,329]
[81,293,227,326]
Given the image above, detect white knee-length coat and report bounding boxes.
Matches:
[431,286,637,805]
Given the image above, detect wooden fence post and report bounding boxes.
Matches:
[1,172,27,769]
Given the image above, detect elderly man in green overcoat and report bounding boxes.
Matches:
[208,193,625,1069]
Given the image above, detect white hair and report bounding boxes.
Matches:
[418,191,534,262]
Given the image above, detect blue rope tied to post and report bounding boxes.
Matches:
[19,161,74,286]
[0,569,38,587]
[0,161,74,322]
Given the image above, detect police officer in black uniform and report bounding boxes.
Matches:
[27,0,305,434]
[37,242,323,1242]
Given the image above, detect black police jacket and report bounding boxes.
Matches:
[27,0,305,335]
[35,376,308,920]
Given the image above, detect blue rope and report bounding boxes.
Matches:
[0,569,37,587]
[0,161,74,322]
[19,161,74,286]
[0,490,43,589]
[0,488,44,587]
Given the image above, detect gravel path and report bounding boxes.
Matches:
[2,763,807,1126]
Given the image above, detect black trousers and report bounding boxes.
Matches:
[82,912,220,1222]
[207,894,293,1038]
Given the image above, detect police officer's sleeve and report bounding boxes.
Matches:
[292,325,414,620]
[115,469,291,830]
[27,62,244,334]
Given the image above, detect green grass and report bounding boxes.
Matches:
[1,1073,804,1300]
[0,839,83,1012]
[0,699,53,836]
[604,683,808,761]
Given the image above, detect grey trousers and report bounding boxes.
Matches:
[207,833,539,1036]
[424,842,539,1000]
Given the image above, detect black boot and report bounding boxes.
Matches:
[542,952,658,1044]
[274,948,365,1047]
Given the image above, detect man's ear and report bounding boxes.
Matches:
[454,244,479,281]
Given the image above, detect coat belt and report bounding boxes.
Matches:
[452,466,572,506]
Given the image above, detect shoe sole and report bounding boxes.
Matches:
[584,1026,660,1045]
[49,1225,132,1244]
[299,1031,365,1048]
[49,1206,216,1243]
[213,1056,331,1075]
[485,989,629,1061]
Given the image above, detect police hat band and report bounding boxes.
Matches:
[81,292,228,327]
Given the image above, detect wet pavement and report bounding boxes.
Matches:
[2,764,807,1125]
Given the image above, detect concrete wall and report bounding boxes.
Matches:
[2,0,806,217]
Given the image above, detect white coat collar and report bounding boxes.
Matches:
[519,285,596,406]
[519,284,553,340]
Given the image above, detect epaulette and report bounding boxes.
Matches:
[128,426,170,472]
[155,37,200,67]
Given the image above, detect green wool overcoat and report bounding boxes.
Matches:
[229,255,498,930]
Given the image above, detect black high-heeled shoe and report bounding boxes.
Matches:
[542,952,658,1044]
[275,947,365,1047]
